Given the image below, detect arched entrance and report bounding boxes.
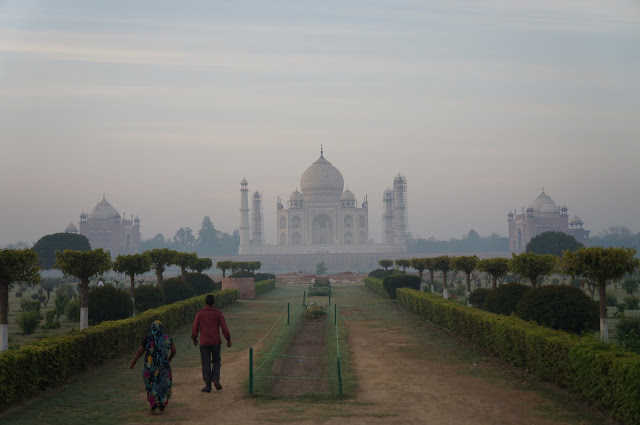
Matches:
[312,214,333,244]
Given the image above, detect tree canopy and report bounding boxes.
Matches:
[452,255,479,293]
[395,259,411,272]
[193,257,213,274]
[477,257,510,289]
[378,259,393,270]
[526,231,583,257]
[113,252,152,297]
[32,233,91,269]
[147,248,178,289]
[510,252,557,288]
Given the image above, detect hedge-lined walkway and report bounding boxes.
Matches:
[0,284,613,425]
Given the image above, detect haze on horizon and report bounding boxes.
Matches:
[1,1,639,249]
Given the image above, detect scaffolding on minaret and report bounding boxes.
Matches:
[251,191,264,245]
[392,174,408,248]
[382,188,394,245]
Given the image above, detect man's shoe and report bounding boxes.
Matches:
[213,381,222,391]
[201,386,211,392]
[159,403,165,412]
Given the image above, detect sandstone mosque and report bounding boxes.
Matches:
[238,148,408,271]
[508,188,590,253]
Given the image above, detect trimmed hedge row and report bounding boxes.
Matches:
[0,289,238,409]
[254,279,276,297]
[395,288,640,425]
[364,277,388,298]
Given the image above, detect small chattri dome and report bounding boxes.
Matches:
[241,178,248,186]
[65,222,78,233]
[341,189,355,201]
[290,190,303,201]
[570,216,583,225]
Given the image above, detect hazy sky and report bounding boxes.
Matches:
[1,1,639,247]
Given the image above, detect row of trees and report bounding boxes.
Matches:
[407,230,508,253]
[379,246,640,343]
[215,260,262,278]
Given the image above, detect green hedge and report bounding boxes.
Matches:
[382,274,421,299]
[0,289,238,409]
[255,279,276,297]
[364,277,388,298]
[396,288,640,425]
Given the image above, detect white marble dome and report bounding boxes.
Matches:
[88,196,120,220]
[300,155,344,197]
[290,190,304,201]
[530,190,560,216]
[341,189,355,200]
[570,216,583,225]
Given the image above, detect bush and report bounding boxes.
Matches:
[229,270,253,278]
[15,291,22,298]
[254,273,276,282]
[382,274,421,299]
[305,301,327,319]
[17,310,41,335]
[185,272,215,295]
[617,303,626,314]
[65,299,81,322]
[88,286,134,324]
[622,278,639,295]
[20,299,41,313]
[468,288,490,308]
[364,277,388,298]
[163,277,196,304]
[482,283,531,316]
[134,285,165,313]
[30,294,39,300]
[616,317,640,354]
[516,285,598,334]
[606,293,618,307]
[308,286,331,296]
[368,269,395,280]
[255,279,276,297]
[624,296,639,310]
[42,310,61,330]
[54,292,70,316]
[57,284,76,300]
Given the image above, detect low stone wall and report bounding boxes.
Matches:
[276,274,316,284]
[329,273,365,283]
[222,277,255,299]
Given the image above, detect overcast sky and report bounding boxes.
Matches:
[1,0,639,247]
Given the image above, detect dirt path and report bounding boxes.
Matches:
[123,284,608,425]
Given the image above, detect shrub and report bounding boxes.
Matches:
[57,284,76,300]
[254,273,276,282]
[254,279,276,297]
[368,269,395,280]
[382,274,421,299]
[17,310,41,335]
[229,270,253,278]
[30,294,39,300]
[42,310,61,330]
[616,317,640,354]
[163,277,196,304]
[308,286,331,296]
[88,286,134,324]
[482,283,531,316]
[516,285,598,334]
[305,301,327,319]
[20,299,41,313]
[185,272,215,295]
[314,277,331,287]
[134,285,165,313]
[65,299,81,322]
[54,292,70,316]
[364,277,388,298]
[468,288,490,308]
[606,293,618,307]
[624,296,639,310]
[15,291,22,298]
[617,303,626,314]
[37,295,46,304]
[622,278,639,295]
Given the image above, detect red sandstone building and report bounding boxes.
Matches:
[508,189,590,253]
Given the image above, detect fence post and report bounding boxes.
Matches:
[337,358,343,396]
[329,290,331,306]
[249,347,254,396]
[303,291,306,306]
[287,302,290,325]
[334,303,337,325]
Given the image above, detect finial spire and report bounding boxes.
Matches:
[320,144,323,157]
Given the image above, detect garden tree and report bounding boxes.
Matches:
[216,260,233,278]
[0,249,40,352]
[423,258,437,292]
[526,231,583,257]
[54,249,112,330]
[434,256,452,299]
[622,278,639,295]
[148,248,177,290]
[139,233,168,251]
[378,259,393,270]
[452,255,479,295]
[196,216,219,255]
[192,257,213,274]
[395,259,411,273]
[562,247,640,343]
[510,252,557,288]
[32,232,91,269]
[410,258,427,291]
[316,261,328,275]
[113,252,152,301]
[477,257,510,289]
[247,261,262,274]
[172,227,196,252]
[176,252,199,281]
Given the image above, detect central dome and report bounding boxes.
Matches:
[300,155,344,196]
[87,196,120,220]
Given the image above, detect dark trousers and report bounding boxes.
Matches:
[199,344,221,387]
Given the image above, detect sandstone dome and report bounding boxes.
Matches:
[300,155,344,199]
[88,196,120,220]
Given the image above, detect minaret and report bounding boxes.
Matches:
[392,174,408,250]
[239,178,250,250]
[383,188,394,245]
[251,191,264,245]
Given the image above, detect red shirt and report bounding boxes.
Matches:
[191,306,231,345]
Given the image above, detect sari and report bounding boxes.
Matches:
[142,320,173,408]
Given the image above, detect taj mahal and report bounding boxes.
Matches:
[238,148,408,257]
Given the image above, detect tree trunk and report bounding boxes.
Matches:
[80,279,89,330]
[598,280,609,343]
[531,277,538,289]
[181,267,187,281]
[130,275,136,298]
[492,276,497,290]
[443,272,448,299]
[0,283,8,352]
[156,270,164,290]
[222,269,226,278]
[466,274,471,293]
[418,271,424,291]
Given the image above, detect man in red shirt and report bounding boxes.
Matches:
[191,294,232,392]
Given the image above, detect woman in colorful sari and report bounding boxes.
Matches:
[130,320,176,413]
